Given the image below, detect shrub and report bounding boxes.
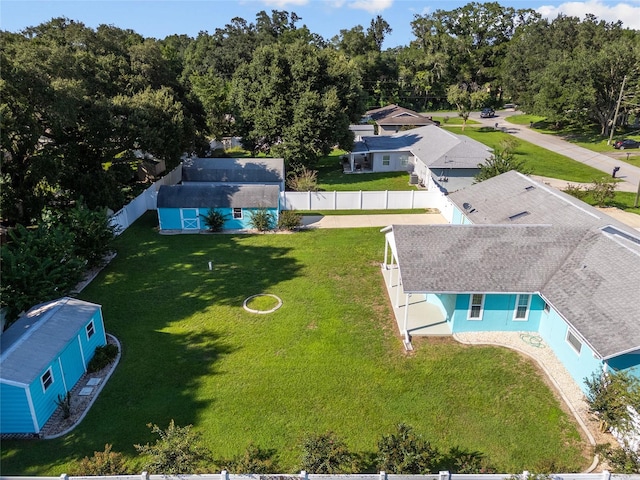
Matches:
[88,344,119,373]
[278,210,302,231]
[134,420,212,474]
[219,443,280,473]
[201,209,228,232]
[71,444,129,475]
[300,431,353,474]
[439,446,494,474]
[562,183,588,200]
[287,167,318,192]
[585,370,640,433]
[55,392,72,419]
[589,177,617,207]
[247,208,275,232]
[376,423,440,474]
[596,442,640,473]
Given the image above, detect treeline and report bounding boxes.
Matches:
[2,4,639,226]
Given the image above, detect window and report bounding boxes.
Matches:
[86,320,95,339]
[41,368,53,392]
[566,329,582,354]
[514,294,531,320]
[468,294,484,320]
[382,155,390,166]
[232,208,242,219]
[399,155,409,167]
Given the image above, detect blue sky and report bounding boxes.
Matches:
[1,0,639,48]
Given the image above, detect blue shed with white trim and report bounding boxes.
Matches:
[0,297,106,434]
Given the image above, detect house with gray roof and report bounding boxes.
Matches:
[157,158,284,232]
[0,297,106,434]
[347,125,491,193]
[363,104,439,135]
[381,171,640,392]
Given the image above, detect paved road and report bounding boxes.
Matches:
[434,110,640,193]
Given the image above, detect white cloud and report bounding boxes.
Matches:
[347,0,394,14]
[261,0,309,8]
[537,1,640,29]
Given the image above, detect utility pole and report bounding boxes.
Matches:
[608,75,627,145]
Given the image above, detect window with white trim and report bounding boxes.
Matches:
[513,294,531,321]
[382,155,390,166]
[566,329,582,354]
[232,208,243,219]
[468,294,484,320]
[86,320,95,339]
[399,154,409,167]
[41,368,54,392]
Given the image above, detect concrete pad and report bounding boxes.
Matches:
[302,213,447,229]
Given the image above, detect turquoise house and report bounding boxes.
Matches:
[381,171,640,393]
[157,157,284,232]
[0,297,107,434]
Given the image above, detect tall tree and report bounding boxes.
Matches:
[231,40,364,167]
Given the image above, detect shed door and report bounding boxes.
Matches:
[181,209,200,230]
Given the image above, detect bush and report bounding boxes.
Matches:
[439,446,494,474]
[71,444,129,475]
[376,423,440,474]
[585,370,640,433]
[287,167,318,192]
[563,183,588,200]
[201,209,228,232]
[278,210,302,231]
[590,177,617,207]
[88,343,119,373]
[248,208,275,232]
[219,443,280,473]
[300,431,353,474]
[596,442,640,473]
[134,420,212,474]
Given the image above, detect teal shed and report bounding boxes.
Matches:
[0,297,107,434]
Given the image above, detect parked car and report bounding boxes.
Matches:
[480,108,495,118]
[613,139,640,150]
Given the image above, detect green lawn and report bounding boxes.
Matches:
[451,127,609,183]
[1,213,590,475]
[316,150,417,191]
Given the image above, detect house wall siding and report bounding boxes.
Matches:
[371,151,412,172]
[608,354,640,378]
[0,383,34,433]
[31,361,67,433]
[451,293,541,333]
[538,307,603,393]
[159,207,279,231]
[58,340,85,392]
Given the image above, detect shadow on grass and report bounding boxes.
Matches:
[0,211,302,475]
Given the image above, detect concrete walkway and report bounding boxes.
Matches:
[301,212,447,229]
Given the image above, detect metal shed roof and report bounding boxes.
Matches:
[182,158,284,184]
[0,298,101,385]
[157,184,280,209]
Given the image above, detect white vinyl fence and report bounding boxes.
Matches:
[6,470,626,480]
[109,165,182,234]
[281,190,448,212]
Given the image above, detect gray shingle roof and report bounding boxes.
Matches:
[365,105,438,126]
[391,224,586,293]
[355,125,491,169]
[0,298,101,385]
[389,171,640,360]
[182,158,284,184]
[157,184,280,209]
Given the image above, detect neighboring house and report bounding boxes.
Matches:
[157,157,285,232]
[349,124,375,141]
[381,171,640,393]
[347,125,492,193]
[0,297,107,435]
[363,104,439,135]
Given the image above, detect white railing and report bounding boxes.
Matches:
[281,190,448,211]
[109,165,182,234]
[7,469,624,480]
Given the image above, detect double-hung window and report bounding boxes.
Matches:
[41,368,54,392]
[232,208,243,219]
[513,294,531,321]
[382,155,390,166]
[468,294,484,320]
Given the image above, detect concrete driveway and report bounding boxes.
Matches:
[301,212,447,229]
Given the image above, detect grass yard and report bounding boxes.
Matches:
[451,127,609,183]
[316,150,417,191]
[1,213,590,475]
